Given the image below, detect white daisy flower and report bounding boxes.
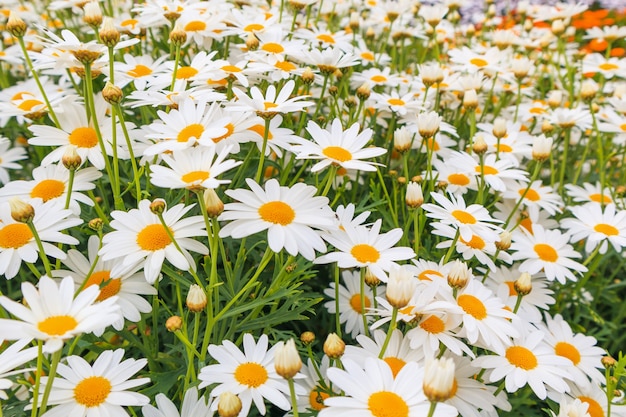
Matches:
[561,203,626,255]
[218,178,335,261]
[227,79,313,118]
[0,276,121,353]
[35,348,149,417]
[198,333,298,416]
[99,200,209,284]
[319,358,458,417]
[511,224,587,284]
[291,118,387,173]
[0,339,38,400]
[294,356,336,413]
[564,182,614,205]
[142,387,212,417]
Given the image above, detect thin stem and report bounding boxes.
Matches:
[377,308,398,358]
[360,268,369,337]
[28,222,52,277]
[30,341,43,417]
[426,401,438,417]
[37,348,63,415]
[255,117,272,183]
[334,264,342,338]
[288,378,299,417]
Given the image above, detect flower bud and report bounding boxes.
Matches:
[186,284,207,312]
[580,79,598,102]
[463,89,478,110]
[7,12,27,38]
[406,181,424,209]
[218,392,242,417]
[245,33,259,51]
[62,145,82,170]
[300,331,315,345]
[394,126,413,153]
[472,134,488,154]
[102,82,123,104]
[169,21,187,46]
[83,1,103,27]
[356,83,371,100]
[423,357,456,402]
[492,117,507,139]
[386,265,417,309]
[88,218,103,231]
[203,189,224,218]
[150,198,166,214]
[551,19,565,36]
[602,355,617,369]
[323,333,345,359]
[99,16,120,47]
[9,198,34,223]
[166,315,183,332]
[514,272,532,296]
[547,90,563,109]
[541,120,554,134]
[274,339,302,379]
[495,230,512,251]
[532,134,553,161]
[447,260,471,290]
[364,266,382,287]
[417,111,441,139]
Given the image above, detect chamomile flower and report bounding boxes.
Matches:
[35,348,149,417]
[198,333,298,416]
[0,339,38,400]
[142,387,212,417]
[99,200,209,284]
[295,356,336,413]
[561,203,626,255]
[218,178,335,260]
[0,276,121,353]
[564,182,614,205]
[291,118,387,173]
[319,358,458,417]
[228,80,313,118]
[511,224,587,284]
[503,180,564,218]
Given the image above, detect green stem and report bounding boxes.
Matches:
[503,161,542,230]
[28,222,52,277]
[426,401,438,417]
[334,264,342,338]
[288,378,299,417]
[30,341,43,417]
[64,169,75,210]
[360,268,369,337]
[378,308,398,358]
[37,348,62,415]
[255,117,272,183]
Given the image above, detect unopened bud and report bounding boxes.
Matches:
[245,33,259,51]
[62,145,82,170]
[9,198,34,223]
[7,12,27,38]
[150,199,166,214]
[495,230,512,250]
[514,272,532,296]
[349,11,360,30]
[217,392,242,417]
[417,111,441,139]
[602,355,617,369]
[169,21,187,46]
[463,89,478,110]
[406,181,424,208]
[300,331,315,345]
[423,357,456,402]
[532,134,553,161]
[580,79,598,101]
[274,339,302,379]
[356,83,371,100]
[541,120,554,134]
[323,333,345,359]
[165,315,182,332]
[447,260,471,289]
[301,67,315,84]
[473,134,488,154]
[492,117,507,139]
[102,82,123,104]
[99,16,120,47]
[547,90,563,108]
[203,189,224,218]
[386,265,417,309]
[364,266,381,287]
[186,284,207,312]
[551,19,565,35]
[83,1,103,27]
[88,217,103,231]
[394,126,413,153]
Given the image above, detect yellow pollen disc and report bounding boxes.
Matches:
[534,243,558,262]
[349,294,371,313]
[620,123,626,132]
[555,341,581,365]
[234,362,268,388]
[74,376,112,407]
[424,137,440,151]
[68,127,98,148]
[398,305,414,315]
[261,42,284,53]
[243,23,264,32]
[522,188,540,201]
[578,396,604,417]
[121,18,138,28]
[418,269,443,281]
[317,34,335,43]
[457,294,487,320]
[505,346,538,370]
[221,65,241,73]
[529,107,546,115]
[249,124,274,140]
[497,143,513,152]
[505,281,517,296]
[136,224,172,251]
[589,193,612,204]
[322,146,352,162]
[594,223,619,236]
[263,102,278,110]
[176,66,199,79]
[309,387,329,410]
[461,234,485,249]
[84,270,122,301]
[258,201,295,225]
[420,315,445,333]
[470,58,488,67]
[214,123,235,143]
[451,209,476,224]
[350,244,380,263]
[127,64,152,77]
[0,223,33,248]
[383,357,406,378]
[368,391,409,417]
[370,75,387,83]
[177,123,205,142]
[475,165,498,175]
[30,179,65,202]
[361,51,375,61]
[18,99,44,111]
[11,91,28,100]
[387,98,405,106]
[448,173,470,186]
[38,315,78,336]
[275,61,296,72]
[598,62,619,71]
[184,20,206,31]
[336,167,348,176]
[182,170,209,184]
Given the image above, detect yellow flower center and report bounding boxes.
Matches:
[589,193,612,204]
[594,223,619,236]
[370,75,387,83]
[176,66,199,79]
[497,143,513,152]
[184,20,206,31]
[448,173,470,186]
[451,210,476,224]
[0,223,33,248]
[506,281,517,296]
[221,65,241,73]
[505,346,538,370]
[249,124,274,140]
[74,376,112,407]
[243,23,264,32]
[383,356,406,378]
[425,138,440,151]
[620,123,626,132]
[30,179,65,202]
[38,315,78,336]
[368,391,409,417]
[598,62,619,71]
[261,42,284,53]
[234,362,268,388]
[68,127,98,148]
[418,269,443,281]
[470,58,488,67]
[555,341,581,365]
[578,396,604,417]
[127,64,153,77]
[136,224,172,251]
[457,294,487,320]
[475,165,498,175]
[181,170,210,184]
[361,51,375,61]
[213,123,235,143]
[420,315,445,333]
[317,34,335,43]
[522,188,541,201]
[263,102,278,110]
[177,123,205,142]
[534,243,558,262]
[258,201,295,225]
[275,61,297,72]
[309,387,329,410]
[121,18,139,28]
[83,270,122,301]
[387,98,405,106]
[322,146,352,162]
[350,244,380,263]
[18,99,44,111]
[349,294,371,313]
[460,234,485,250]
